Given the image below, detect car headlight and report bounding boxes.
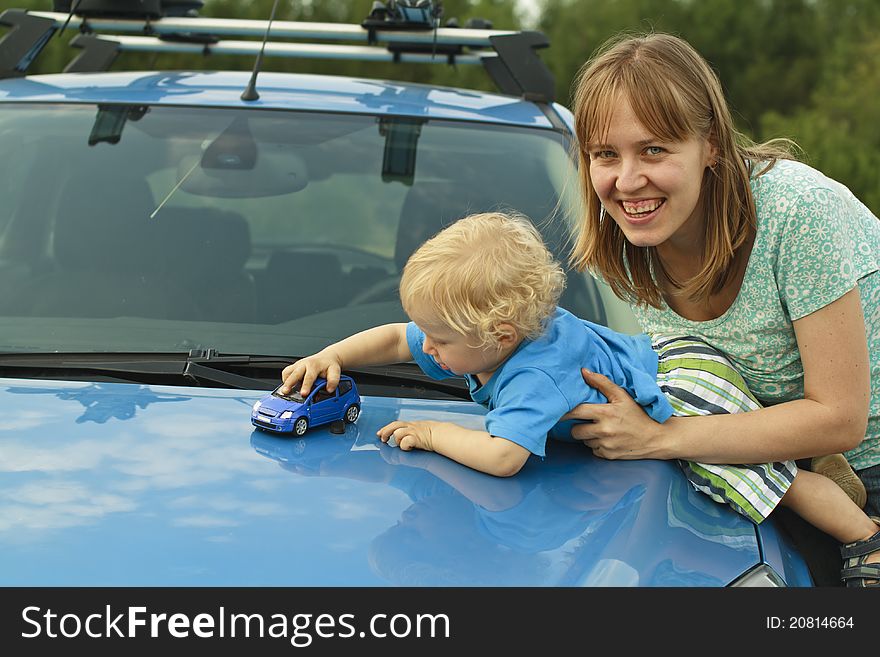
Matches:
[280,411,294,419]
[729,564,786,587]
[252,401,261,412]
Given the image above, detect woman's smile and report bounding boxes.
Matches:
[619,198,666,224]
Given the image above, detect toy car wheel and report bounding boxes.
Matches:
[293,417,309,436]
[344,404,360,423]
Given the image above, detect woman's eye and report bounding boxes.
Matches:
[591,150,616,159]
[645,146,664,156]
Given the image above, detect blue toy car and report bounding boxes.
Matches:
[251,376,361,436]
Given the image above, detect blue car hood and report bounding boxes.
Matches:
[0,377,767,586]
[257,393,304,414]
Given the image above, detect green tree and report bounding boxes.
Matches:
[683,0,822,134]
[761,34,880,212]
[537,0,823,133]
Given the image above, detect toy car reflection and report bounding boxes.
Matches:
[251,375,361,436]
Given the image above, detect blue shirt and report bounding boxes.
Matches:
[406,307,673,456]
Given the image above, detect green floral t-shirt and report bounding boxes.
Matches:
[633,160,880,470]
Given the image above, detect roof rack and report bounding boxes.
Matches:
[0,8,555,102]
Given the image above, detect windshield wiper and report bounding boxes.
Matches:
[0,349,284,389]
[0,351,472,399]
[340,363,470,400]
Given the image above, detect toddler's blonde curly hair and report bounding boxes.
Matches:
[399,212,566,347]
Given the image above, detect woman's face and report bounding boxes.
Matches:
[587,96,716,251]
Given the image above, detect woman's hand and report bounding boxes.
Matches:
[563,368,669,460]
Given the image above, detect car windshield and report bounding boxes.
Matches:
[272,387,305,403]
[0,103,620,358]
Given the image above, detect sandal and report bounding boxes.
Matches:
[811,453,867,509]
[840,517,880,588]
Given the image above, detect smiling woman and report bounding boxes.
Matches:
[567,33,880,586]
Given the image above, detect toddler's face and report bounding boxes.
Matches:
[409,311,506,379]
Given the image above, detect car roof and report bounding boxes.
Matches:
[0,70,558,128]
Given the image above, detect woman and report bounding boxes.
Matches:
[565,33,880,583]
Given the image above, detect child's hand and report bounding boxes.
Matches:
[279,350,343,396]
[377,420,438,452]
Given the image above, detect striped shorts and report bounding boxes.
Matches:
[653,335,798,524]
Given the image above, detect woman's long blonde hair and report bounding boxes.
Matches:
[570,32,796,307]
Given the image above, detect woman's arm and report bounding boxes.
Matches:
[566,288,870,464]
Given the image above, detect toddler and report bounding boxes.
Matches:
[280,212,880,584]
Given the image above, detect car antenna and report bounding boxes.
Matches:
[431,1,443,60]
[57,0,83,38]
[241,0,281,101]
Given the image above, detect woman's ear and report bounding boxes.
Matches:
[706,134,720,169]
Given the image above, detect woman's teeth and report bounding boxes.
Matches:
[622,199,664,216]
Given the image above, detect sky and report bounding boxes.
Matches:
[515,0,540,28]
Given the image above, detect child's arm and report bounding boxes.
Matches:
[376,420,530,477]
[280,323,410,395]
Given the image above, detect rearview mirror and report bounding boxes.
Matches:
[178,149,309,198]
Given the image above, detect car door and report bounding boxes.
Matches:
[309,384,339,425]
[337,379,354,407]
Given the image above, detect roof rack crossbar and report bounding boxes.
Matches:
[77,34,486,65]
[0,9,555,102]
[28,11,517,46]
